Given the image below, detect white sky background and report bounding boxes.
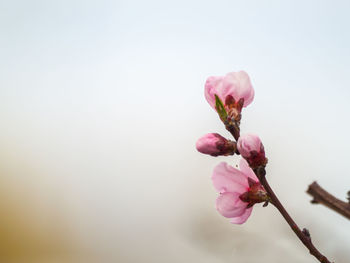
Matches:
[1,0,350,262]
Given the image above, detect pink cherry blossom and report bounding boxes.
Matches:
[212,159,261,224]
[204,71,254,111]
[196,133,235,156]
[237,134,267,168]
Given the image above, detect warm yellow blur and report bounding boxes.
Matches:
[0,151,89,263]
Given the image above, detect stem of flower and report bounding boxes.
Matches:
[225,121,240,141]
[255,168,332,263]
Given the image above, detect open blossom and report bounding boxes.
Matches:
[212,159,267,224]
[237,134,267,168]
[196,133,236,156]
[204,71,254,113]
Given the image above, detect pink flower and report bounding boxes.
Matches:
[212,159,267,224]
[204,71,254,112]
[196,133,236,157]
[237,134,267,168]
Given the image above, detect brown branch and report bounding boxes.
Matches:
[220,102,333,262]
[254,168,332,263]
[307,181,350,220]
[225,121,240,141]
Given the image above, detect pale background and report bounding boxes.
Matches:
[1,0,350,262]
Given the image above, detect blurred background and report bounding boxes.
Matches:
[1,0,350,262]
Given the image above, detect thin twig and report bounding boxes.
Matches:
[223,105,333,262]
[307,181,350,220]
[254,168,332,263]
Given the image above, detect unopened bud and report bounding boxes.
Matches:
[237,134,267,168]
[196,133,236,157]
[205,71,255,112]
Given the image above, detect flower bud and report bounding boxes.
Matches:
[204,71,254,141]
[237,134,267,168]
[205,71,254,115]
[196,133,236,157]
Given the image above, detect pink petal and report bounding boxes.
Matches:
[215,192,247,218]
[204,76,224,109]
[235,71,255,106]
[230,207,253,224]
[245,84,255,106]
[239,159,258,181]
[212,162,249,194]
[222,71,254,107]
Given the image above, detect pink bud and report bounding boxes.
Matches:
[237,134,267,168]
[196,133,236,157]
[205,71,254,112]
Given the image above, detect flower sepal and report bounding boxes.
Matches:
[215,95,228,123]
[239,177,270,208]
[215,95,242,140]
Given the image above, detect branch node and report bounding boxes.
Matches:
[311,199,319,204]
[302,228,311,240]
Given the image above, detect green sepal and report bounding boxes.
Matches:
[215,94,227,122]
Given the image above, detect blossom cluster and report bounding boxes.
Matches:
[196,71,268,224]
